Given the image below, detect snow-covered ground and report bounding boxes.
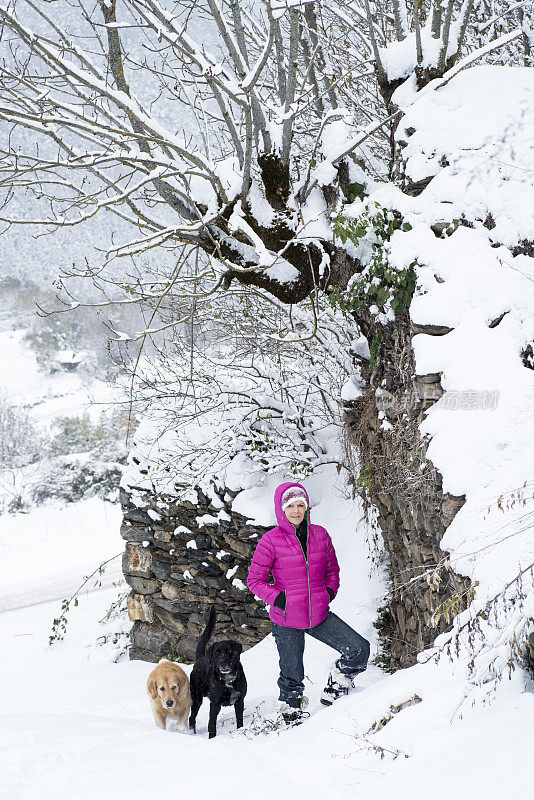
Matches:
[0,498,123,612]
[1,484,532,800]
[1,446,533,799]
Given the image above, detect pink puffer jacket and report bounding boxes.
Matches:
[246,482,340,629]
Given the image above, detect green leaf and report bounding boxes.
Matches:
[376,286,388,306]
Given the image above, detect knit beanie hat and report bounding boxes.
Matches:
[281,486,308,512]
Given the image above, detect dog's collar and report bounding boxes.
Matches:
[220,672,237,686]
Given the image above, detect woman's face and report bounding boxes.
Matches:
[284,500,306,526]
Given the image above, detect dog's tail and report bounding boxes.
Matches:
[196,606,216,659]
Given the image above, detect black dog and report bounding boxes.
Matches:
[189,607,247,739]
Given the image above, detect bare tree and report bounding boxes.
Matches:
[126,290,356,493]
[1,0,508,315]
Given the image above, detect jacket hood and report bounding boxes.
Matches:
[274,482,311,535]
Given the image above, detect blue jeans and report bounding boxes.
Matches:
[271,611,370,708]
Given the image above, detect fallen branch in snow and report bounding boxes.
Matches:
[366,694,423,734]
[236,702,310,737]
[356,734,410,761]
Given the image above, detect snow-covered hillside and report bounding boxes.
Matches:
[0,497,123,613]
[0,326,115,426]
[0,300,126,606]
[0,291,134,512]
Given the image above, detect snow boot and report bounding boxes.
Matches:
[277,696,309,726]
[320,664,353,706]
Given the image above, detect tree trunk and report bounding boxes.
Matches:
[343,312,472,668]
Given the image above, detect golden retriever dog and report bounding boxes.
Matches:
[147,660,192,730]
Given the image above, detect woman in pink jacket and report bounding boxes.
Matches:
[247,482,370,724]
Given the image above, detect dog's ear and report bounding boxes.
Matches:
[234,642,243,655]
[147,677,158,699]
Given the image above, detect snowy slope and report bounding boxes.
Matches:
[0,497,123,612]
[0,314,128,516]
[0,488,532,800]
[2,593,532,800]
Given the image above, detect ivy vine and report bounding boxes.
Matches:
[329,202,418,317]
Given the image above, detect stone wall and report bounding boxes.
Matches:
[343,313,472,668]
[121,485,271,662]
